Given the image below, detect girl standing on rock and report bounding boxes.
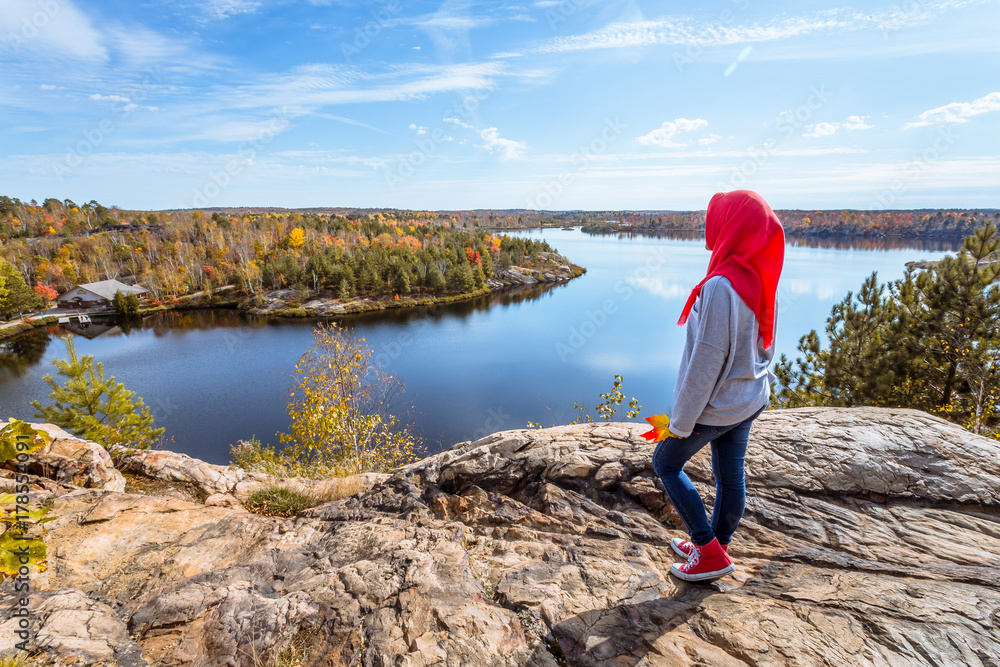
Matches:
[651,190,785,582]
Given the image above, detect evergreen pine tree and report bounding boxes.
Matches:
[112,290,140,315]
[388,260,411,294]
[31,338,165,449]
[338,278,352,300]
[472,263,486,290]
[480,246,494,277]
[426,264,446,294]
[912,223,1000,426]
[776,223,1000,435]
[0,261,41,320]
[445,263,475,293]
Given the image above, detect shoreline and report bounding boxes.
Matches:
[0,315,59,342]
[0,261,587,341]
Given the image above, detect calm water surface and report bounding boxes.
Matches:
[0,230,958,464]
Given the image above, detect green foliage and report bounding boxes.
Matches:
[426,264,446,294]
[446,262,475,293]
[472,264,486,290]
[112,290,140,315]
[273,323,420,477]
[0,652,38,667]
[0,261,41,320]
[480,246,494,277]
[242,485,317,517]
[338,278,352,301]
[0,508,50,581]
[776,223,1000,435]
[570,374,642,424]
[0,420,54,581]
[229,436,289,477]
[388,259,411,294]
[0,418,48,461]
[31,337,165,448]
[528,374,642,428]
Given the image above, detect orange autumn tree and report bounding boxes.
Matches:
[33,281,58,303]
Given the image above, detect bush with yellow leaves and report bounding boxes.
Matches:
[264,322,420,478]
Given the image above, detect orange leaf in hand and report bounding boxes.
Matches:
[640,413,671,442]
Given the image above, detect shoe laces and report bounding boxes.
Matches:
[682,543,701,570]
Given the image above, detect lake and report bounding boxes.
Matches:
[0,230,959,464]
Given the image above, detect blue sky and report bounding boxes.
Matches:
[1,0,998,210]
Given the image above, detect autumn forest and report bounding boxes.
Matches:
[0,195,996,321]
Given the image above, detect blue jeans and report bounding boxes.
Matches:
[651,406,763,547]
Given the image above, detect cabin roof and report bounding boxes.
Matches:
[61,280,146,301]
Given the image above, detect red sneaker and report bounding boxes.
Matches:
[670,538,734,582]
[671,537,729,558]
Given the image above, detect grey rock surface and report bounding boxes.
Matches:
[3,407,999,666]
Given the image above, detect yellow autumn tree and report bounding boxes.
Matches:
[288,227,306,249]
[277,323,419,477]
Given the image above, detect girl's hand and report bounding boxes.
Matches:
[668,428,687,439]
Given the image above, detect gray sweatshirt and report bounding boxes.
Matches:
[670,275,774,437]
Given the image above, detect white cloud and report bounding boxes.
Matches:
[509,3,992,57]
[409,123,428,135]
[90,94,131,103]
[444,117,475,131]
[105,25,223,72]
[803,115,873,137]
[39,84,58,90]
[842,115,873,130]
[445,118,524,158]
[309,112,393,136]
[200,0,260,21]
[906,91,1000,127]
[184,118,291,142]
[414,16,493,30]
[477,127,525,160]
[697,134,721,145]
[0,0,107,60]
[89,93,156,113]
[220,62,504,110]
[636,118,708,148]
[803,122,837,138]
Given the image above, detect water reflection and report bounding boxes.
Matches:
[0,328,53,380]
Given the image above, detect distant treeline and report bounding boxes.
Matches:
[578,209,999,238]
[0,197,558,305]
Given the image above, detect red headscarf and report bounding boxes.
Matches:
[677,190,785,349]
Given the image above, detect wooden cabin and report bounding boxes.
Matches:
[56,280,147,310]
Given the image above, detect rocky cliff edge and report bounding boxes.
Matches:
[1,407,999,666]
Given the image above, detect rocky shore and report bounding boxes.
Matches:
[2,407,999,666]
